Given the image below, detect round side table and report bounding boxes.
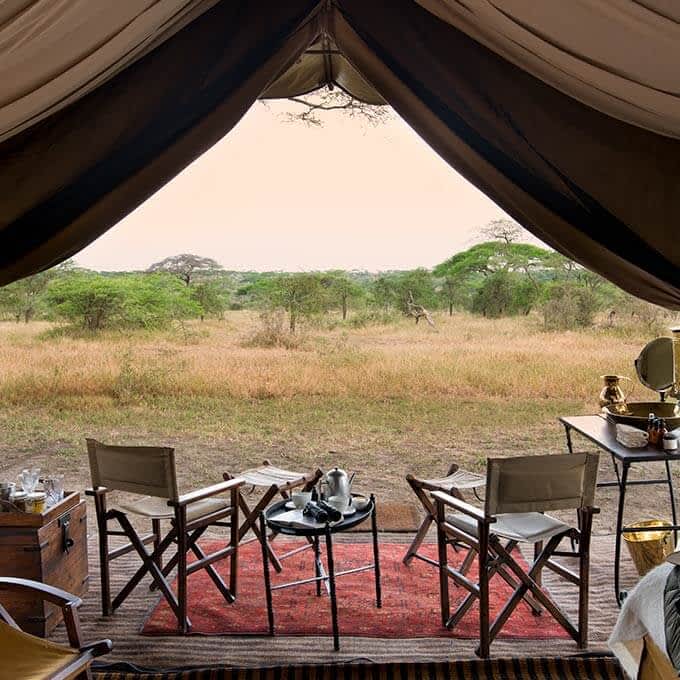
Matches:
[260,495,381,650]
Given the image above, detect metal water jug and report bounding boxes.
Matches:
[325,467,351,500]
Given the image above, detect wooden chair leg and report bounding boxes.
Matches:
[578,510,593,648]
[404,515,433,565]
[110,513,179,617]
[489,534,577,646]
[230,490,239,597]
[436,500,450,626]
[93,494,111,617]
[534,540,543,587]
[176,506,190,634]
[477,522,491,658]
[152,518,162,570]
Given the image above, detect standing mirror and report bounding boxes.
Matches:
[634,337,675,398]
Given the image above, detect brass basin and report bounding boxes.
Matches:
[604,401,680,431]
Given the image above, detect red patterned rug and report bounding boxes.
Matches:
[142,540,569,639]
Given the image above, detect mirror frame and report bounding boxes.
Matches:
[634,336,675,394]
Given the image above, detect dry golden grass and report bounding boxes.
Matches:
[0,311,676,531]
[0,311,661,405]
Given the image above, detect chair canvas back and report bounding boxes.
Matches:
[485,453,598,515]
[86,438,179,500]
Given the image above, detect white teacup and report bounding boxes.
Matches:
[327,495,350,512]
[291,491,312,509]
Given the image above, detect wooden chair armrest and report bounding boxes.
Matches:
[79,639,113,658]
[431,490,494,523]
[170,478,245,507]
[0,577,82,608]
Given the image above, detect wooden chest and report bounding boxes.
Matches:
[0,492,88,636]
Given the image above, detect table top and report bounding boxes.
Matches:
[265,497,374,536]
[560,414,680,463]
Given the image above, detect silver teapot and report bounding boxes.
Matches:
[324,467,353,501]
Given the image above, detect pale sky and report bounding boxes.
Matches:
[76,100,511,272]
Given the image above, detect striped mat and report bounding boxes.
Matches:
[93,657,624,679]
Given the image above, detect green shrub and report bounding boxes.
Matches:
[46,273,199,331]
[542,282,598,330]
[241,311,308,349]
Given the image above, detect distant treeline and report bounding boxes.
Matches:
[0,223,669,333]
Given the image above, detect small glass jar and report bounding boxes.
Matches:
[664,432,679,452]
[25,492,46,514]
[12,491,27,512]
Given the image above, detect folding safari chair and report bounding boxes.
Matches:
[86,439,243,634]
[403,463,485,566]
[224,460,323,574]
[0,577,111,679]
[434,452,599,657]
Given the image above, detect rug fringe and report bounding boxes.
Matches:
[93,656,624,679]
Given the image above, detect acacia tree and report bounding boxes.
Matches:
[322,271,363,320]
[147,254,223,286]
[257,273,329,333]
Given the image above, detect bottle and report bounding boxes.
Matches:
[649,418,660,447]
[647,413,655,441]
[659,419,668,448]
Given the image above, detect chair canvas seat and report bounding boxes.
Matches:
[425,470,485,490]
[118,496,229,522]
[0,620,78,680]
[224,461,323,574]
[448,511,570,544]
[403,464,486,567]
[240,465,310,487]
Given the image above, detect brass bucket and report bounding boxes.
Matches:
[623,520,675,577]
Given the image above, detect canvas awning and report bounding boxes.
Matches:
[1,0,679,307]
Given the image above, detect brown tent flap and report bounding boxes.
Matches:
[332,0,680,309]
[0,0,679,309]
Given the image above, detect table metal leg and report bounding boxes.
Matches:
[615,463,629,606]
[564,424,574,454]
[325,526,340,651]
[665,459,678,546]
[611,453,621,487]
[260,513,275,635]
[370,494,382,608]
[314,535,322,597]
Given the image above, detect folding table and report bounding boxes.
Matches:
[560,414,679,605]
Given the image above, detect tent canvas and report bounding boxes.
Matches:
[0,0,679,307]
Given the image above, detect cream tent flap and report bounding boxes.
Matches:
[0,1,383,144]
[0,0,224,144]
[416,0,680,139]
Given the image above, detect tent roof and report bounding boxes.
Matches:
[262,38,386,104]
[0,0,679,308]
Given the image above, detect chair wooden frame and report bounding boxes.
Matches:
[223,460,323,574]
[403,463,485,567]
[86,439,244,634]
[433,453,599,658]
[0,577,112,679]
